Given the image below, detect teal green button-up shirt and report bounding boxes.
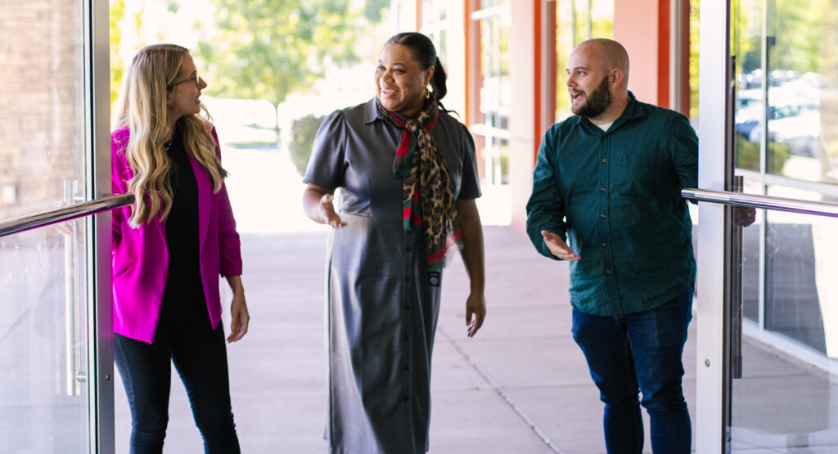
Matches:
[526,93,698,316]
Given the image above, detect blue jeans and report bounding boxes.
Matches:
[114,293,240,454]
[572,286,693,454]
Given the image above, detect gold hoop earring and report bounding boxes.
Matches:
[425,86,431,99]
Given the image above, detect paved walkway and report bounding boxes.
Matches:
[114,226,695,453]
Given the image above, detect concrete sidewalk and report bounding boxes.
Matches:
[114,226,694,453]
[114,226,838,453]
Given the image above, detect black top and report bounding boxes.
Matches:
[164,130,204,301]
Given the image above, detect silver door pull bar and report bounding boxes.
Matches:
[682,188,838,218]
[0,194,135,237]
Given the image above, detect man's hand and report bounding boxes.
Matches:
[734,206,757,227]
[541,230,581,261]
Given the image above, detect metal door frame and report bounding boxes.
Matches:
[694,0,731,452]
[88,0,114,451]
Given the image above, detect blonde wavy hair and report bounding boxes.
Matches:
[113,44,228,227]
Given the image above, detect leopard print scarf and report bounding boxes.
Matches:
[377,97,462,271]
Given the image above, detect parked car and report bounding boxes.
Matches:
[734,85,821,158]
[747,103,820,157]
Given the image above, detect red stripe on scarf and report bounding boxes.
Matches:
[428,109,439,129]
[395,131,411,158]
[402,187,422,220]
[411,187,421,224]
[427,229,463,263]
[388,112,412,159]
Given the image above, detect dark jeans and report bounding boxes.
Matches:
[114,294,240,454]
[572,286,693,454]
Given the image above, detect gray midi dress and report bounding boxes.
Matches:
[303,98,481,454]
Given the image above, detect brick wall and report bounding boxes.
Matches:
[0,0,85,220]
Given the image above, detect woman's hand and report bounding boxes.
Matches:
[318,193,347,228]
[303,184,346,228]
[456,199,487,338]
[227,293,249,342]
[225,276,250,343]
[466,291,486,337]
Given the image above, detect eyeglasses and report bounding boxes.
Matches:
[168,74,202,89]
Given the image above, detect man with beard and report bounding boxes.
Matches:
[526,38,697,454]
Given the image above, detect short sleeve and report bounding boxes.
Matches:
[456,124,481,200]
[303,110,348,190]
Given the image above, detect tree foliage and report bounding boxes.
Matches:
[196,0,361,113]
[289,114,325,176]
[363,0,390,23]
[110,0,127,104]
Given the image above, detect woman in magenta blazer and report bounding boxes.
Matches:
[110,44,249,454]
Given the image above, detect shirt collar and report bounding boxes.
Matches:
[363,97,381,124]
[609,91,645,130]
[580,91,645,133]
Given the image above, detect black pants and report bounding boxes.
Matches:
[114,294,240,454]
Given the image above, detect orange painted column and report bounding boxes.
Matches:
[678,0,691,116]
[613,0,671,108]
[416,0,422,31]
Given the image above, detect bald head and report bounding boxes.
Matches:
[575,39,630,88]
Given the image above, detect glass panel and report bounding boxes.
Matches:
[421,0,447,20]
[732,0,764,172]
[0,0,93,452]
[741,181,763,323]
[0,2,88,220]
[731,0,838,178]
[421,0,448,64]
[0,225,91,453]
[554,0,614,121]
[763,186,838,355]
[479,0,504,7]
[730,205,838,452]
[473,1,510,186]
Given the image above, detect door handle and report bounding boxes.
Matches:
[63,180,82,396]
[729,176,744,379]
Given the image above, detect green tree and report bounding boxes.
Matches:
[289,114,325,176]
[363,0,389,23]
[770,0,826,75]
[110,0,127,105]
[196,0,362,138]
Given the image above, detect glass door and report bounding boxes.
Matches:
[0,1,113,453]
[696,0,838,452]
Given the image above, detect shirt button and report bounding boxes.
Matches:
[601,187,606,192]
[405,304,411,311]
[403,364,410,371]
[407,246,413,253]
[403,335,410,341]
[405,276,412,282]
[600,214,605,218]
[602,242,607,247]
[602,158,607,163]
[403,395,410,402]
[606,270,612,274]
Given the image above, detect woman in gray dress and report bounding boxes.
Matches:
[302,32,487,454]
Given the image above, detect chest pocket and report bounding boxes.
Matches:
[608,133,663,196]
